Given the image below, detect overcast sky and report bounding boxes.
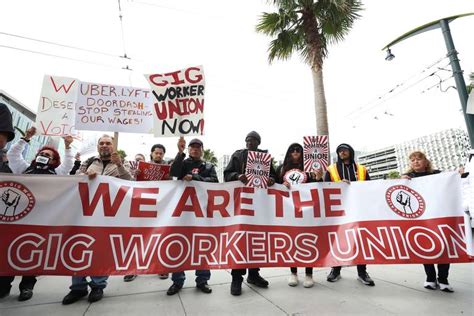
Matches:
[0,0,473,160]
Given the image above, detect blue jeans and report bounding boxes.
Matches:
[70,276,108,291]
[171,270,210,287]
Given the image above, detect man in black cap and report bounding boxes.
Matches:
[224,131,276,296]
[166,136,218,295]
[324,143,375,286]
[0,103,15,173]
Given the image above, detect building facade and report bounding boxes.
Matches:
[358,128,471,179]
[216,154,231,183]
[1,90,53,161]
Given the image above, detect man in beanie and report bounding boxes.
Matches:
[0,103,15,173]
[224,131,276,296]
[324,143,375,286]
[166,136,218,295]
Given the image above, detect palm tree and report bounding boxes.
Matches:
[202,149,218,166]
[256,0,362,136]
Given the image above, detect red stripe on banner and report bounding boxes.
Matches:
[0,217,471,276]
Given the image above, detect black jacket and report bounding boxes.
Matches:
[170,152,218,182]
[224,148,276,182]
[69,160,82,175]
[276,143,319,184]
[404,170,441,178]
[23,164,56,175]
[0,161,12,173]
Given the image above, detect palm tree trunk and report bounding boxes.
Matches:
[311,68,329,136]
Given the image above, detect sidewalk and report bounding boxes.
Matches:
[1,264,472,315]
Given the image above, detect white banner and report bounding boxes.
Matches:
[0,172,472,276]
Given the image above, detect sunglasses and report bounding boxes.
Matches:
[290,147,302,153]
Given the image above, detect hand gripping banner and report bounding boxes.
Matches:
[0,172,472,276]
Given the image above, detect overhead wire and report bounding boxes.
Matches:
[0,31,120,58]
[0,44,122,70]
[346,55,449,119]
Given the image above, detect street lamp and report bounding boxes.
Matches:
[385,48,395,61]
[382,13,474,148]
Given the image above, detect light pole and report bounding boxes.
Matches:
[382,13,474,148]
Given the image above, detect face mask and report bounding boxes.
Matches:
[35,155,50,166]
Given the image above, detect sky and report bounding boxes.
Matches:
[0,0,473,161]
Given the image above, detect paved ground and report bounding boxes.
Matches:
[0,264,473,316]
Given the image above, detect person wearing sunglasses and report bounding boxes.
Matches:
[276,143,323,288]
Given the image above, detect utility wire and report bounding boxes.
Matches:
[0,44,123,70]
[117,0,129,59]
[346,55,449,118]
[420,74,455,94]
[352,69,444,119]
[0,31,120,58]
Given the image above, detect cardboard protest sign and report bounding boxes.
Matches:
[136,161,170,181]
[145,66,205,137]
[245,151,271,189]
[75,82,153,133]
[36,75,80,138]
[303,136,329,172]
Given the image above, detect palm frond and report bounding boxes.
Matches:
[267,30,301,63]
[256,13,282,35]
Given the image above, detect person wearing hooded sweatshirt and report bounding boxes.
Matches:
[276,143,323,288]
[1,126,74,302]
[224,131,276,296]
[0,103,15,173]
[324,143,375,286]
[401,151,454,293]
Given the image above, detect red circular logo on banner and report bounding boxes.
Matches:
[0,181,35,222]
[385,185,425,218]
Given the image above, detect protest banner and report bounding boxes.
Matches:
[75,81,154,134]
[245,151,272,189]
[0,173,471,276]
[36,75,80,138]
[303,136,329,172]
[136,161,170,181]
[145,66,205,137]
